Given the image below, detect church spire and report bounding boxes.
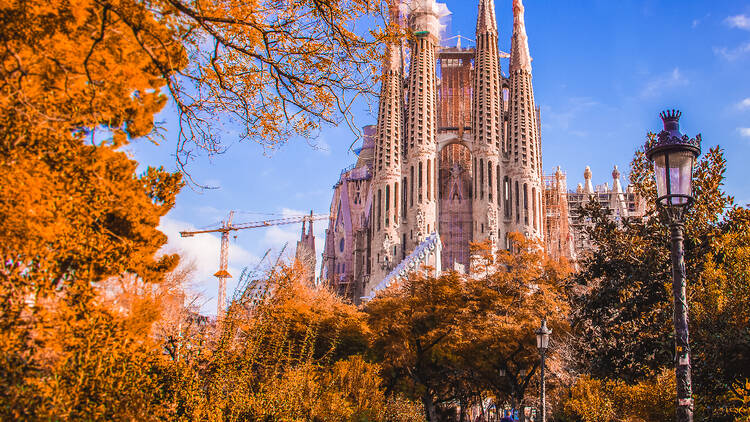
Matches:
[510,0,532,72]
[476,0,498,35]
[368,0,404,288]
[374,2,403,175]
[472,0,503,246]
[507,0,543,239]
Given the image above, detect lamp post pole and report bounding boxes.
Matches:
[645,110,701,422]
[670,217,693,422]
[539,348,546,422]
[535,319,551,422]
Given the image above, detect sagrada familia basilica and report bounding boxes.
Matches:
[315,0,646,303]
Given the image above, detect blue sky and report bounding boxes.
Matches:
[128,0,750,314]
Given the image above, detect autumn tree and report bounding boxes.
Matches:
[1,0,395,417]
[163,263,425,421]
[366,270,468,421]
[460,236,572,413]
[561,368,675,422]
[1,0,392,173]
[366,237,572,421]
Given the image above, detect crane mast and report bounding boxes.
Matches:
[179,211,328,318]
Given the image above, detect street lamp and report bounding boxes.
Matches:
[535,319,551,422]
[645,109,701,422]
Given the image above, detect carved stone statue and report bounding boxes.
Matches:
[381,234,394,268]
[488,207,498,246]
[415,210,426,240]
[448,163,464,202]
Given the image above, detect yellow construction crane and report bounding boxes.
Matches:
[180,211,329,318]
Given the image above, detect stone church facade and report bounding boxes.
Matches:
[320,0,643,303]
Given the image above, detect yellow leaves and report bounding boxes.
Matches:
[563,369,675,422]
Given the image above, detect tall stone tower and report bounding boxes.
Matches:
[402,0,440,252]
[295,213,317,285]
[369,2,405,289]
[505,0,543,241]
[471,0,503,247]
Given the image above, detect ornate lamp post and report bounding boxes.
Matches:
[645,110,701,422]
[535,319,551,422]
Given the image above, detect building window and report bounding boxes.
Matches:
[427,160,431,201]
[410,166,414,207]
[403,177,408,217]
[377,189,382,231]
[497,165,501,207]
[394,182,399,225]
[339,238,345,252]
[385,185,390,227]
[523,183,529,225]
[480,159,484,200]
[532,187,537,230]
[488,161,493,201]
[418,162,423,203]
[473,158,477,198]
[515,181,520,223]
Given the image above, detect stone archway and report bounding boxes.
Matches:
[437,137,473,272]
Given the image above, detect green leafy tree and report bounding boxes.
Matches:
[571,144,750,419]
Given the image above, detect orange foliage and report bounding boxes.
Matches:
[0,0,392,168]
[366,234,572,418]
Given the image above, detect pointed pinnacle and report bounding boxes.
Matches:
[476,0,498,35]
[510,0,532,72]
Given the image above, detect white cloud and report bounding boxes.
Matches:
[542,97,599,131]
[158,216,259,315]
[310,138,331,155]
[640,68,689,98]
[692,19,700,29]
[725,14,750,30]
[714,42,750,61]
[737,98,750,110]
[739,128,750,137]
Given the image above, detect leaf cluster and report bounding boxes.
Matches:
[570,144,750,419]
[366,236,572,420]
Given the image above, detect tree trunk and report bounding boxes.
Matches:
[423,390,437,422]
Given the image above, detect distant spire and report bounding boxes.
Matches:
[308,210,314,236]
[584,166,594,194]
[510,0,532,72]
[476,0,498,35]
[611,165,623,194]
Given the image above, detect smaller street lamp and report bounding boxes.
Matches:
[535,319,551,422]
[645,109,701,422]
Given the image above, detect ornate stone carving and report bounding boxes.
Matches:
[448,163,465,202]
[488,206,498,245]
[381,234,394,268]
[415,210,426,240]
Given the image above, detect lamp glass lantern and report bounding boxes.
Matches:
[535,319,551,352]
[646,110,701,208]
